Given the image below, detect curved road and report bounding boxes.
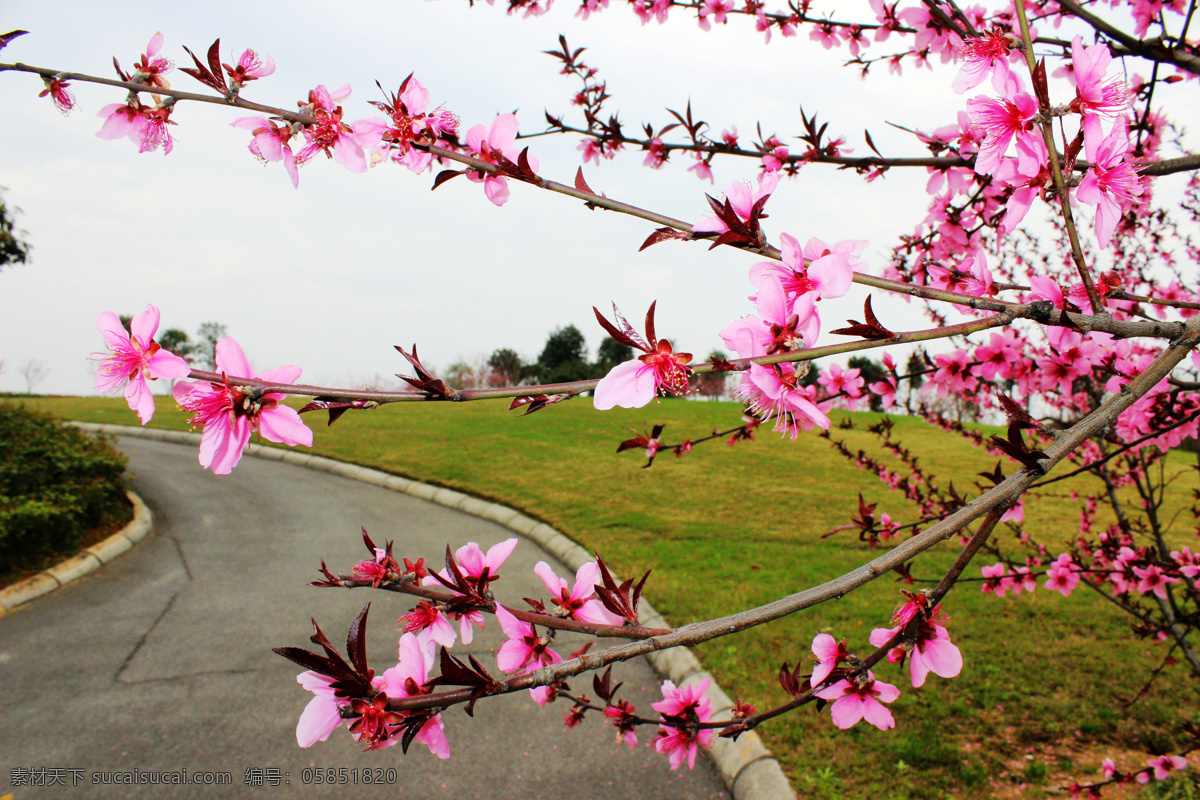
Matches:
[0,437,727,799]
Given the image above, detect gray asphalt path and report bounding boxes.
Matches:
[0,437,727,799]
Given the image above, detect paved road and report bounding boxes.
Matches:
[0,437,727,799]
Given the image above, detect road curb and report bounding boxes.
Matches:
[0,489,152,613]
[67,423,796,800]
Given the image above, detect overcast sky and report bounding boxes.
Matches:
[1,2,1195,398]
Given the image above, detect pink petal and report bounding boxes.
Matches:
[872,678,901,703]
[259,364,303,385]
[296,694,343,747]
[465,123,487,153]
[808,253,854,298]
[779,232,803,269]
[400,78,429,116]
[829,695,865,729]
[414,715,450,758]
[909,650,931,687]
[868,626,896,648]
[214,338,254,379]
[146,32,165,59]
[202,414,251,475]
[483,175,510,206]
[811,633,839,661]
[534,561,566,596]
[484,537,519,574]
[921,639,963,679]
[860,697,896,730]
[96,106,137,140]
[576,599,623,625]
[129,304,161,346]
[488,113,521,155]
[593,359,655,410]
[124,375,155,424]
[496,638,532,673]
[96,311,131,350]
[333,137,367,174]
[259,405,313,447]
[493,604,530,641]
[147,349,192,380]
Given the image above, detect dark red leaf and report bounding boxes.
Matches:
[574,166,594,194]
[346,603,370,676]
[643,301,658,349]
[995,390,1038,429]
[508,394,570,415]
[432,169,464,190]
[639,227,687,251]
[0,30,29,52]
[830,297,894,340]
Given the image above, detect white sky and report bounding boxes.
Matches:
[0,1,1195,397]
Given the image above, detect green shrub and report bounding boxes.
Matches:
[0,404,128,572]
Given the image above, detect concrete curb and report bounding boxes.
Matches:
[67,423,796,800]
[0,489,153,614]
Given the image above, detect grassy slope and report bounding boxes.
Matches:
[40,394,1199,798]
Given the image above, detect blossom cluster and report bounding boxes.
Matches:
[93,304,313,474]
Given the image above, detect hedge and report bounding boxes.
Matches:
[0,404,129,572]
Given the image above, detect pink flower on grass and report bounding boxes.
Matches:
[869,603,963,688]
[94,305,191,424]
[534,560,623,625]
[652,679,714,770]
[980,563,1015,597]
[172,338,312,474]
[1044,553,1081,597]
[1137,755,1188,783]
[1132,564,1180,599]
[811,633,851,688]
[737,364,831,438]
[594,340,692,411]
[815,671,900,730]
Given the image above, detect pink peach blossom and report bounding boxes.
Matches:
[815,671,900,730]
[172,338,312,474]
[94,305,191,423]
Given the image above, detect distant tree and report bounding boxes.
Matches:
[848,356,887,412]
[118,315,133,333]
[158,328,196,363]
[487,348,523,387]
[0,189,31,271]
[906,350,926,390]
[695,350,729,399]
[535,325,590,385]
[445,360,483,390]
[19,359,49,394]
[195,322,228,371]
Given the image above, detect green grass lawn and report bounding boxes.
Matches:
[36,393,1200,798]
